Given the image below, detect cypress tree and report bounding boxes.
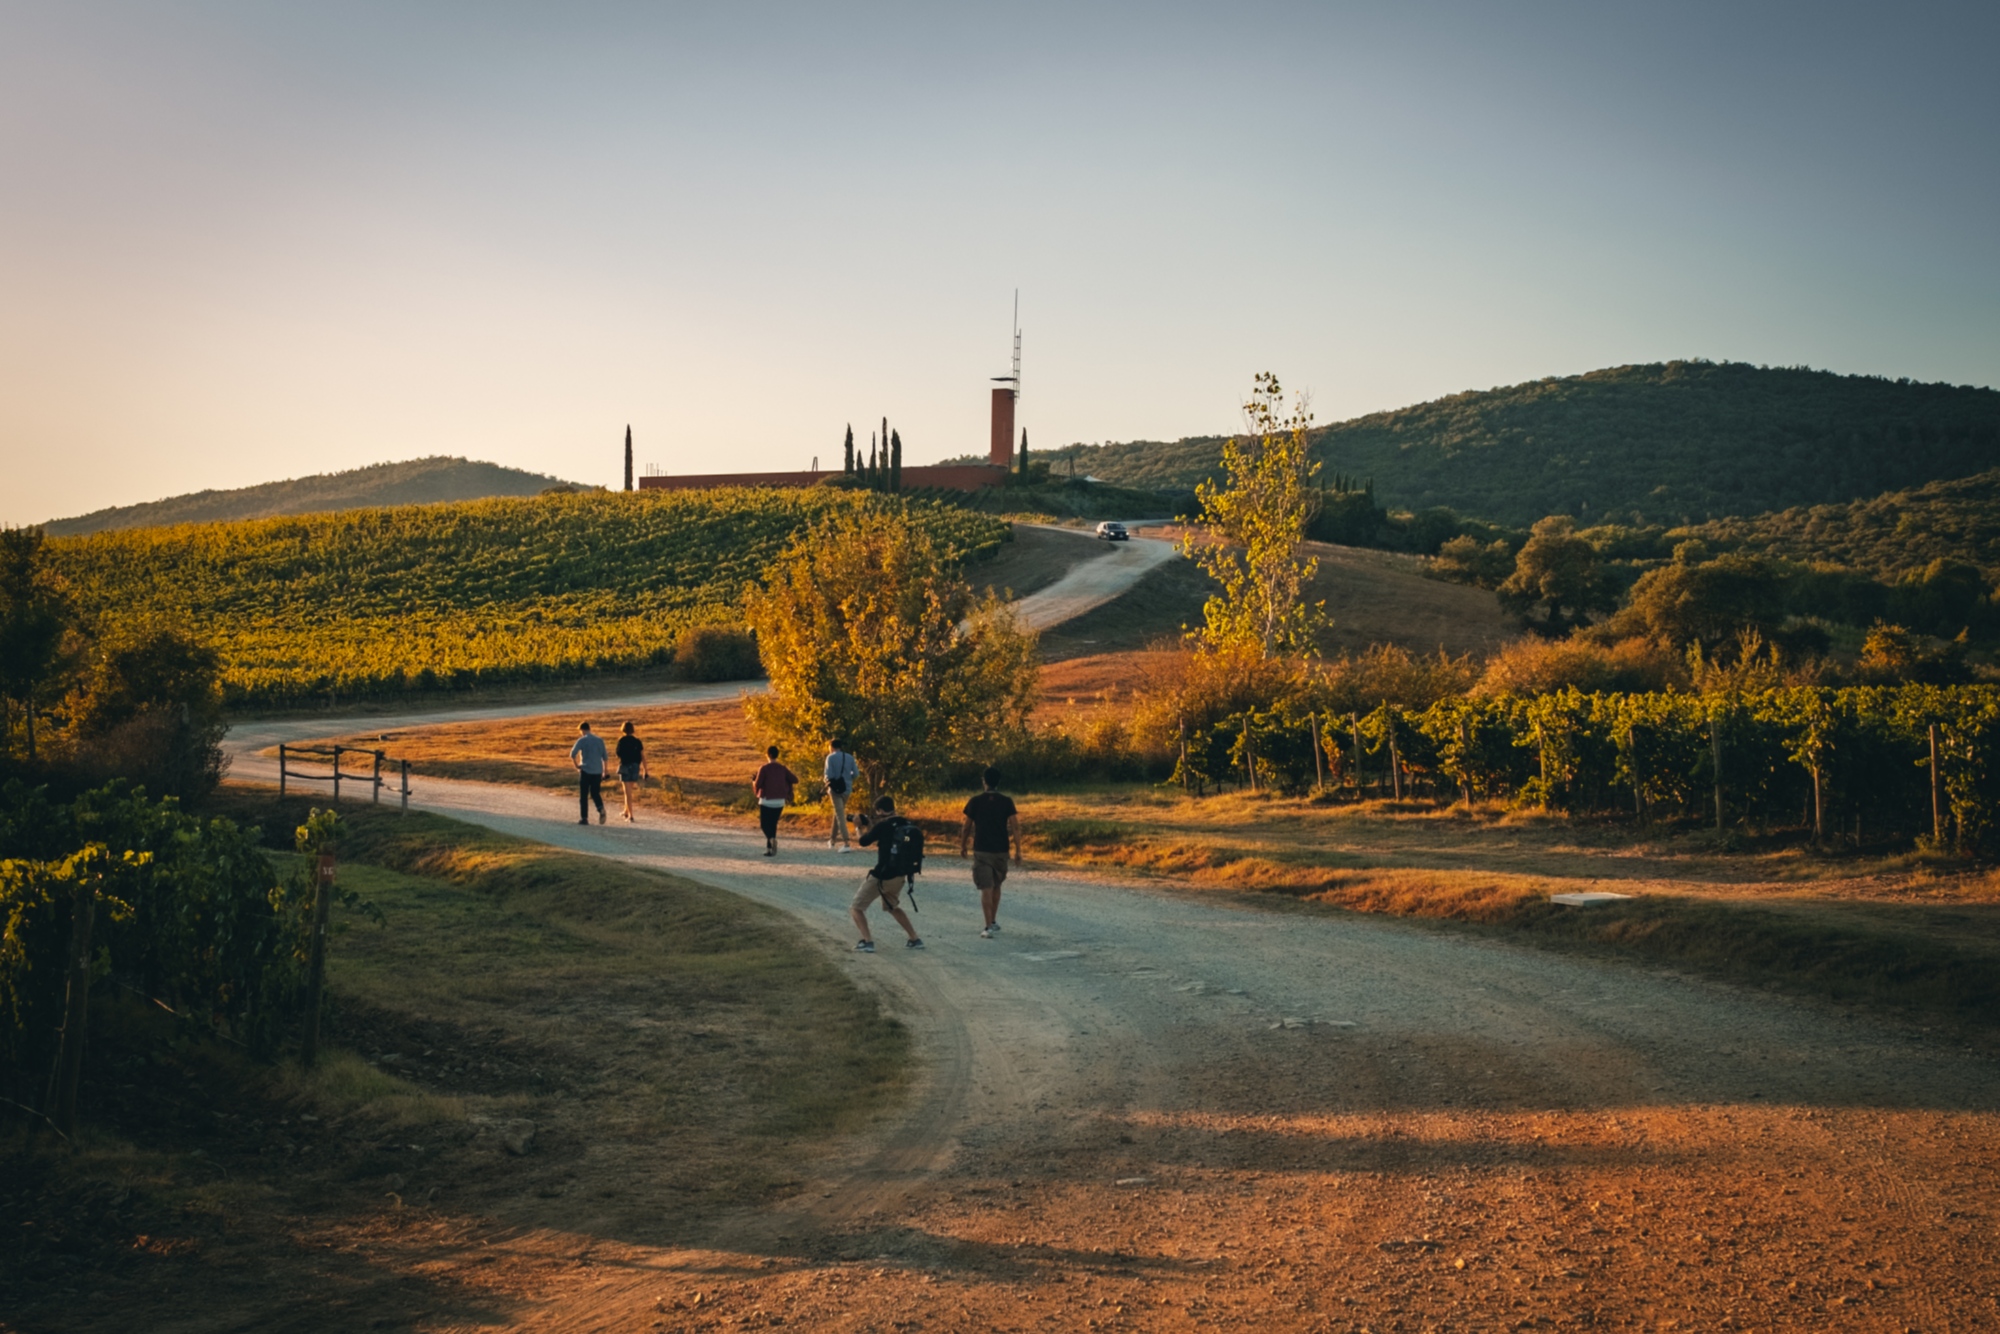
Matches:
[868,433,879,488]
[843,424,855,474]
[890,429,903,492]
[624,425,633,491]
[1018,427,1028,478]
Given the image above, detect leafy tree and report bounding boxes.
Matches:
[1433,534,1516,589]
[66,626,230,800]
[0,528,73,761]
[1615,551,1785,649]
[742,516,1037,795]
[1497,516,1617,632]
[1186,373,1327,657]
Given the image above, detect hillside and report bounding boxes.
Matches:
[1684,466,2000,581]
[1076,362,2000,527]
[46,489,1007,705]
[43,456,579,535]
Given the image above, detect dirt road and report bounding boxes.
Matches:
[222,730,2000,1331]
[1009,528,1179,632]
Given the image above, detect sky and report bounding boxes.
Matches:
[3,1,1997,524]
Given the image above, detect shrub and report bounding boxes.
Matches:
[673,626,761,682]
[1475,636,1683,697]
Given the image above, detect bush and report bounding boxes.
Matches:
[1475,636,1683,697]
[673,626,762,682]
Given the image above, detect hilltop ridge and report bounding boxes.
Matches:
[1075,361,2000,527]
[43,456,582,535]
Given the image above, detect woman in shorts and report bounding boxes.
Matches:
[615,721,649,822]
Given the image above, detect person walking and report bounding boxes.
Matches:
[615,721,648,822]
[960,766,1021,938]
[824,737,859,851]
[850,796,923,952]
[570,721,609,825]
[752,745,797,856]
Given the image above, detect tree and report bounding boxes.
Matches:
[1184,373,1326,658]
[1616,550,1784,649]
[1496,516,1616,632]
[1433,534,1516,589]
[843,424,855,475]
[1019,428,1029,478]
[890,429,903,492]
[867,433,879,487]
[67,625,230,800]
[0,527,73,761]
[742,515,1037,795]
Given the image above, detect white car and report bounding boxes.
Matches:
[1094,521,1130,542]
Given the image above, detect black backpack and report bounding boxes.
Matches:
[880,818,926,880]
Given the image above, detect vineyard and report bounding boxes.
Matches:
[1178,684,2000,853]
[46,488,1009,706]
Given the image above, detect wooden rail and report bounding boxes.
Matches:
[277,744,411,812]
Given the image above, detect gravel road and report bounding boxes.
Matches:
[220,731,2000,1331]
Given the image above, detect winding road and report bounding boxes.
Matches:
[217,529,2000,1332]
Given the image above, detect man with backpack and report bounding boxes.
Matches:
[959,766,1021,939]
[850,795,924,952]
[824,737,859,851]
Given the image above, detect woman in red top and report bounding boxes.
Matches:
[752,745,797,857]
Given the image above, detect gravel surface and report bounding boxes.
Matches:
[219,730,2000,1330]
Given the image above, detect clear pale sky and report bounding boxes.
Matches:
[4,2,1996,524]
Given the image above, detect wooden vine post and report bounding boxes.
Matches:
[299,851,337,1068]
[1349,714,1364,798]
[1709,712,1725,833]
[46,870,98,1138]
[1179,717,1192,796]
[1456,716,1474,810]
[1929,723,1944,846]
[1386,709,1403,801]
[1310,713,1324,790]
[1628,723,1646,825]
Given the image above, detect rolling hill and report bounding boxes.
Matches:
[1074,361,2000,528]
[43,456,581,535]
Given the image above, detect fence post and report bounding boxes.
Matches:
[278,743,287,798]
[401,759,411,814]
[300,853,336,1067]
[1929,723,1943,846]
[46,875,97,1137]
[372,750,383,805]
[331,746,342,804]
[1628,725,1645,825]
[1178,718,1191,796]
[1310,713,1324,790]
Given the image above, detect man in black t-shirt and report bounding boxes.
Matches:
[959,766,1021,939]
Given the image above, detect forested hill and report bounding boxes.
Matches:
[1077,362,2000,527]
[1685,467,2000,581]
[43,456,581,535]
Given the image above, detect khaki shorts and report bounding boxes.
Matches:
[971,851,1010,891]
[852,874,906,912]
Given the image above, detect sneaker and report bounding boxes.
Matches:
[597,810,606,825]
[854,940,875,953]
[905,938,925,950]
[577,819,589,826]
[763,846,776,857]
[986,922,1000,933]
[979,928,993,939]
[837,845,853,854]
